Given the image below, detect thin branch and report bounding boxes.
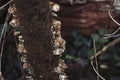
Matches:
[0,1,12,43]
[104,33,120,39]
[104,10,120,38]
[0,9,11,80]
[91,61,106,80]
[90,9,120,80]
[0,2,12,79]
[108,10,120,27]
[0,1,11,10]
[93,39,99,80]
[0,12,11,60]
[90,37,120,60]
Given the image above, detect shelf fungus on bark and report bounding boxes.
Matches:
[50,1,68,80]
[50,2,60,17]
[54,59,68,73]
[50,2,60,12]
[52,19,66,56]
[54,59,68,80]
[21,55,27,63]
[59,74,68,80]
[51,12,58,17]
[8,4,17,17]
[17,42,27,54]
[13,31,20,36]
[9,18,19,27]
[9,1,34,80]
[52,19,61,28]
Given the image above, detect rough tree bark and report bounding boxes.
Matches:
[13,0,60,80]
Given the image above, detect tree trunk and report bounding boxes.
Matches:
[13,0,60,80]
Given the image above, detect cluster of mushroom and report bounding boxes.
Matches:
[8,3,34,80]
[50,2,68,80]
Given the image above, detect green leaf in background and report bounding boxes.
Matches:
[99,29,106,35]
[65,54,77,61]
[91,33,100,41]
[88,49,94,58]
[101,38,109,44]
[100,64,108,69]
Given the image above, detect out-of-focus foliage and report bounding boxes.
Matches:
[64,29,110,61]
[63,29,120,80]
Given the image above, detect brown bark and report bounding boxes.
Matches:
[14,0,59,80]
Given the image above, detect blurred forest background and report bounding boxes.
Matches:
[0,0,120,80]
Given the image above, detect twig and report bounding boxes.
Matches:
[104,10,120,38]
[0,1,12,43]
[0,3,11,79]
[93,39,99,80]
[0,1,11,10]
[0,12,11,67]
[104,33,120,39]
[14,37,27,80]
[108,10,120,27]
[91,61,106,80]
[90,37,120,60]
